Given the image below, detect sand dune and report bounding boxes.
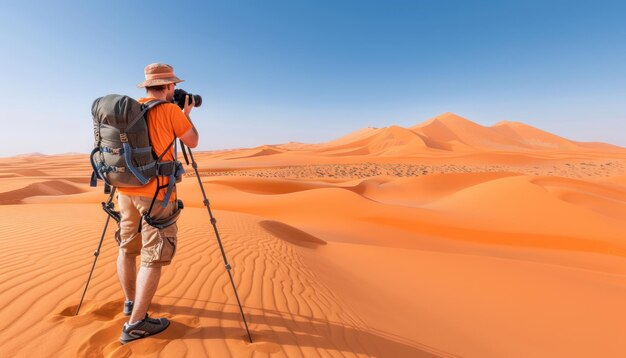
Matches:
[0,180,85,204]
[316,112,625,155]
[491,121,580,150]
[321,127,380,147]
[315,125,430,156]
[346,172,521,206]
[1,114,626,357]
[411,112,527,151]
[531,177,626,221]
[226,146,286,160]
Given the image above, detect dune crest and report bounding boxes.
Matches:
[316,112,625,156]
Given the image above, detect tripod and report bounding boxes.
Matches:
[76,143,253,343]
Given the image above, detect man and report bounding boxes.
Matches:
[116,63,199,344]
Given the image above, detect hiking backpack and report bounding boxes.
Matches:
[90,95,184,202]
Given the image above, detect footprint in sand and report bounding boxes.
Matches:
[75,313,201,357]
[50,300,126,327]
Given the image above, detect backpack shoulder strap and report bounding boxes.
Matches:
[125,99,167,131]
[144,99,167,110]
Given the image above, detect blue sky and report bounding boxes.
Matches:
[0,0,624,156]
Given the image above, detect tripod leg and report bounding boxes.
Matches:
[187,148,253,343]
[76,210,112,315]
[179,139,190,165]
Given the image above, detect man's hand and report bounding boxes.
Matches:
[183,95,195,117]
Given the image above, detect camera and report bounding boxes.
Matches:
[173,89,202,109]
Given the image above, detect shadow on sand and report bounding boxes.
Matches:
[154,302,451,357]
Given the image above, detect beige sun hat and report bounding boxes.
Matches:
[136,63,184,88]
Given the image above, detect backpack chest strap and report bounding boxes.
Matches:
[101,145,152,155]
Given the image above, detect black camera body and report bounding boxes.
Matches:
[173,89,202,109]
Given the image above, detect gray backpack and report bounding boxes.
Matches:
[90,95,183,200]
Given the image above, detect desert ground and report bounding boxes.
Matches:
[1,113,625,357]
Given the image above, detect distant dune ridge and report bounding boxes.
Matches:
[0,113,625,357]
[213,112,623,159]
[318,112,621,156]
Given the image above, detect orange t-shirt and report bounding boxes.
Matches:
[117,97,193,201]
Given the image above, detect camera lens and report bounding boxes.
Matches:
[173,89,202,109]
[192,94,202,107]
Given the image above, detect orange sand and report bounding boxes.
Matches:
[1,114,626,357]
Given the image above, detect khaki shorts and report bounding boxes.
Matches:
[116,194,179,268]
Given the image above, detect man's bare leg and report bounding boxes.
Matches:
[129,266,162,324]
[117,251,137,301]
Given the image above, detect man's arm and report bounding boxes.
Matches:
[180,116,199,148]
[179,95,199,148]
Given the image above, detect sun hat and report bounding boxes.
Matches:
[136,63,184,88]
